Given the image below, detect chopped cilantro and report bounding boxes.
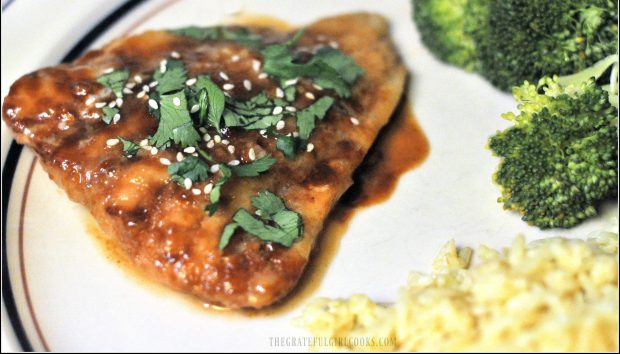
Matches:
[261,38,363,97]
[167,155,210,185]
[97,69,129,98]
[150,92,200,148]
[229,155,276,177]
[169,26,263,49]
[192,75,225,130]
[219,190,303,249]
[102,107,119,125]
[153,59,187,94]
[223,93,284,130]
[205,164,232,216]
[296,96,335,140]
[275,134,298,159]
[118,137,140,157]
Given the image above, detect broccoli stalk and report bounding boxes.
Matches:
[488,55,619,229]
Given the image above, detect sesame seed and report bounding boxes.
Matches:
[275,88,284,98]
[148,99,159,110]
[203,183,213,194]
[276,120,286,130]
[259,129,267,137]
[142,85,150,92]
[142,145,153,151]
[95,102,107,108]
[150,147,159,155]
[306,143,315,152]
[221,139,230,145]
[228,160,240,166]
[285,106,297,112]
[350,117,360,125]
[258,72,268,80]
[183,146,196,154]
[185,78,197,86]
[227,145,235,154]
[329,41,339,48]
[206,140,215,148]
[312,83,323,91]
[103,67,114,74]
[123,87,133,95]
[284,78,298,87]
[210,164,220,173]
[92,113,100,119]
[305,92,315,100]
[252,59,261,72]
[214,135,222,143]
[136,91,146,99]
[248,148,256,161]
[223,83,235,91]
[173,96,181,106]
[134,75,143,83]
[159,158,171,165]
[106,138,120,146]
[292,131,299,137]
[231,54,240,62]
[203,134,211,142]
[176,152,184,161]
[243,80,252,91]
[108,100,117,108]
[149,81,158,88]
[183,178,192,190]
[170,51,181,59]
[160,65,167,74]
[125,82,136,89]
[190,104,200,113]
[219,72,229,80]
[199,127,207,133]
[191,188,201,195]
[115,98,123,107]
[85,96,96,106]
[272,106,283,115]
[160,59,168,67]
[112,113,121,124]
[139,139,149,146]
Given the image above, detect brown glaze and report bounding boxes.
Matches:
[3,13,407,309]
[84,100,428,316]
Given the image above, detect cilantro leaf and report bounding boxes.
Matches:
[297,96,335,140]
[222,93,284,130]
[193,75,225,131]
[261,41,363,97]
[276,134,298,159]
[169,26,219,40]
[230,155,276,177]
[97,69,129,98]
[102,107,119,125]
[250,190,285,219]
[218,190,303,249]
[118,137,140,157]
[218,223,239,250]
[169,26,263,49]
[167,155,210,185]
[206,164,232,215]
[154,59,187,94]
[150,92,200,148]
[310,47,364,84]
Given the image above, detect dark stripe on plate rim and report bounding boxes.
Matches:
[2,0,148,350]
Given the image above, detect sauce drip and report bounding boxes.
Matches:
[84,97,430,315]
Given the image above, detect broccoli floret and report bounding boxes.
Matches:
[412,0,484,70]
[476,0,618,91]
[489,56,618,229]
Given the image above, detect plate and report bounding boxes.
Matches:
[2,0,617,351]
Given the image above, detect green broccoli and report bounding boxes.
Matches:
[475,0,618,91]
[412,0,482,70]
[488,55,618,229]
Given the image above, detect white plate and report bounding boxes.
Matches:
[2,0,617,351]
